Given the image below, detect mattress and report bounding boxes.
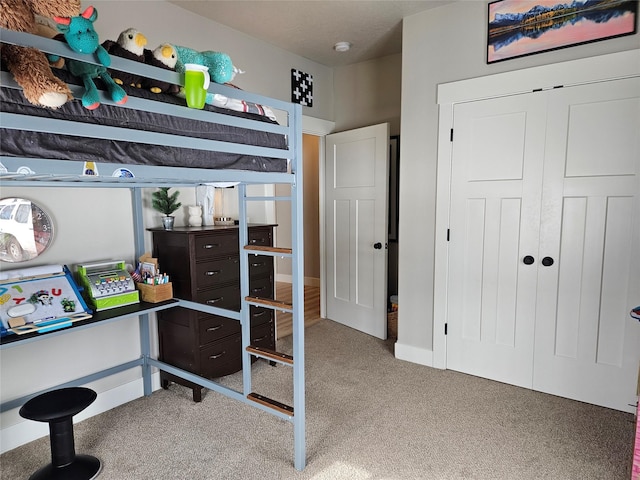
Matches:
[0,71,288,173]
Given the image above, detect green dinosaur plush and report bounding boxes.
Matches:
[52,6,127,110]
[173,45,241,84]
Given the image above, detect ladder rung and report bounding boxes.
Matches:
[247,345,293,365]
[244,245,292,255]
[247,393,293,416]
[245,296,293,311]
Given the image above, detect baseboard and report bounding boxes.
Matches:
[275,274,320,287]
[0,372,161,454]
[394,341,435,367]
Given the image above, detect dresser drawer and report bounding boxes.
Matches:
[248,255,272,278]
[249,306,273,327]
[198,313,241,345]
[251,321,274,348]
[194,232,238,259]
[195,283,240,309]
[248,227,272,247]
[248,275,274,299]
[199,321,274,379]
[195,257,240,288]
[200,334,242,378]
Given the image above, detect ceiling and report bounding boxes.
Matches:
[169,1,453,67]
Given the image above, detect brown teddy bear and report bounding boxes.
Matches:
[1,0,81,108]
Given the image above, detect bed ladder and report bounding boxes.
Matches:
[236,174,305,470]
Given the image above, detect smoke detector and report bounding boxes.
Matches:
[333,41,351,53]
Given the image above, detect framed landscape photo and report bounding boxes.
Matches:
[487,0,638,64]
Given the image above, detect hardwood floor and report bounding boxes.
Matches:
[274,282,321,339]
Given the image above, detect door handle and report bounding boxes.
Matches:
[523,255,535,265]
[541,256,554,267]
[374,242,382,249]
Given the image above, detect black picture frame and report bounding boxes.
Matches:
[487,0,638,64]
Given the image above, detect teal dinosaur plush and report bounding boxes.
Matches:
[51,6,128,110]
[173,45,241,84]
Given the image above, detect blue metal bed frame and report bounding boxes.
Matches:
[0,29,306,471]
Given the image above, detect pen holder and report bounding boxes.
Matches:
[136,282,173,303]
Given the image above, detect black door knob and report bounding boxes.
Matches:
[523,255,535,265]
[542,256,554,266]
[374,242,382,249]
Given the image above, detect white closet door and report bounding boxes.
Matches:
[533,78,640,412]
[446,93,547,388]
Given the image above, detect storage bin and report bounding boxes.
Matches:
[136,282,173,303]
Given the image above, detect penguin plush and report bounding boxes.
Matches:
[102,28,147,88]
[143,43,180,94]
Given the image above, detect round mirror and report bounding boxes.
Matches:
[0,198,54,263]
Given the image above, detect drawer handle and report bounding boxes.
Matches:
[251,286,266,293]
[206,325,223,331]
[205,270,220,276]
[252,310,267,318]
[252,335,268,342]
[209,351,225,359]
[207,297,223,304]
[251,262,265,267]
[202,243,220,249]
[250,238,266,244]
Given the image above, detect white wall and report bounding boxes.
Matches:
[395,1,640,365]
[331,53,403,302]
[92,1,334,122]
[0,0,332,452]
[333,53,402,135]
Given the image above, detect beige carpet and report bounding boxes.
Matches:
[1,318,635,480]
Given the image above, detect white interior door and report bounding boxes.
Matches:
[533,78,640,412]
[447,77,640,413]
[325,123,389,339]
[446,93,546,388]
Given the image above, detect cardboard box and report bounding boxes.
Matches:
[387,311,398,339]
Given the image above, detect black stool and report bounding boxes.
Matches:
[19,387,102,480]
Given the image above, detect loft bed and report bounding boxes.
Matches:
[0,29,306,470]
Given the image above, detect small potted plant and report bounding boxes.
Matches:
[152,187,182,230]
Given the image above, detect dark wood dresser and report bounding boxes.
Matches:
[150,225,275,401]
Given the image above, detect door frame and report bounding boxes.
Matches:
[433,50,640,369]
[302,115,335,320]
